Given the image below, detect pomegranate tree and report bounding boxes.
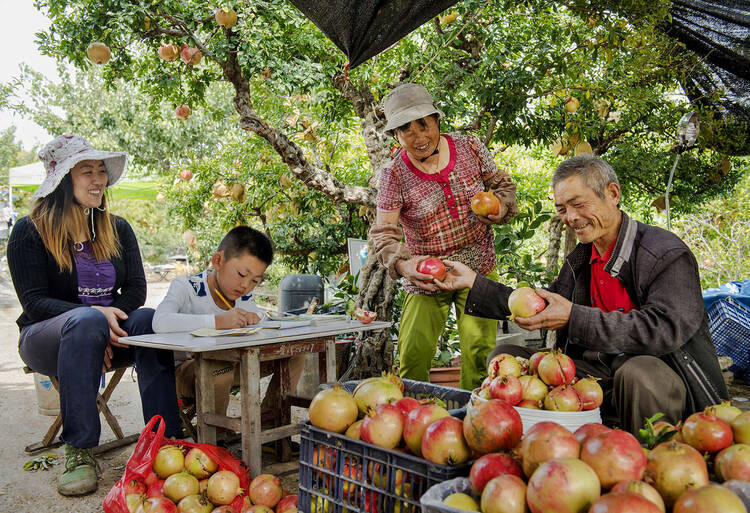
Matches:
[469,452,522,495]
[580,430,647,488]
[526,458,600,513]
[645,441,709,507]
[518,421,580,478]
[463,399,523,454]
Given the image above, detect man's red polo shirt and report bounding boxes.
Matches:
[590,240,637,313]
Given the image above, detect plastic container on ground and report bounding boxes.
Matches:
[707,296,750,378]
[420,477,479,513]
[471,388,601,434]
[299,379,473,513]
[34,373,60,416]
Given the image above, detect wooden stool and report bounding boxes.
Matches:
[23,366,139,455]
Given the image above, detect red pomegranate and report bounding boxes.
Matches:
[275,495,298,513]
[610,480,666,512]
[526,458,600,513]
[518,421,580,478]
[537,350,576,386]
[489,375,523,405]
[462,399,523,454]
[715,443,750,482]
[681,411,733,453]
[394,397,420,417]
[672,484,746,513]
[421,416,471,465]
[248,474,283,508]
[308,384,359,434]
[544,385,582,411]
[469,452,522,495]
[645,441,709,507]
[588,492,662,513]
[135,497,178,513]
[480,474,527,513]
[508,287,547,320]
[574,423,613,445]
[529,351,548,375]
[403,404,450,456]
[573,376,603,410]
[361,403,404,449]
[580,430,647,488]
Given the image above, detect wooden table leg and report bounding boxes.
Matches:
[195,354,217,445]
[325,338,336,383]
[240,348,262,476]
[277,358,291,462]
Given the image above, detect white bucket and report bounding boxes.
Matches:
[34,373,60,416]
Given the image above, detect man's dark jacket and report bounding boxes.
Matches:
[467,212,728,416]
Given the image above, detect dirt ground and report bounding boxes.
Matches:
[0,272,303,512]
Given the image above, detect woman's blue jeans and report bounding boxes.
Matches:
[19,307,182,447]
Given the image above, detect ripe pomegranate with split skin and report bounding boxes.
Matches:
[87,42,111,64]
[354,307,376,324]
[180,47,202,66]
[487,353,523,380]
[489,375,523,405]
[215,8,238,28]
[537,350,576,386]
[544,385,582,411]
[158,44,179,61]
[573,376,604,410]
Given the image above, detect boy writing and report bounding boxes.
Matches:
[153,225,305,419]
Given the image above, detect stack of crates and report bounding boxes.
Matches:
[708,297,750,378]
[299,379,472,513]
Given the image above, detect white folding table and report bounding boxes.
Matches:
[120,320,389,475]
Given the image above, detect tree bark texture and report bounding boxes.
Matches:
[545,215,564,276]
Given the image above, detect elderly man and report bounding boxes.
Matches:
[438,154,728,434]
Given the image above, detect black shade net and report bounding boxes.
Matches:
[666,0,750,155]
[287,0,459,69]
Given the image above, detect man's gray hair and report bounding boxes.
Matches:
[552,154,620,199]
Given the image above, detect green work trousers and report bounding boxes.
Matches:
[397,269,500,390]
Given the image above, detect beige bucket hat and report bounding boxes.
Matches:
[383,83,444,138]
[34,134,128,199]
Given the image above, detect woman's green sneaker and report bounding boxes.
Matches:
[57,444,100,496]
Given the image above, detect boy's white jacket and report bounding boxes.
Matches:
[152,270,264,333]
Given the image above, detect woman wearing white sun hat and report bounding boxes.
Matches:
[7,135,181,497]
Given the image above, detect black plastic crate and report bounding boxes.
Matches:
[300,380,472,513]
[322,378,472,411]
[708,297,750,376]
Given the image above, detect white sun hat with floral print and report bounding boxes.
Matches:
[33,134,128,199]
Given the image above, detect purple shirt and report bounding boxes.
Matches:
[74,241,115,306]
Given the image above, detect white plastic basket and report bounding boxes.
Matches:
[471,389,601,434]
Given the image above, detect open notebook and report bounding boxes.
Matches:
[190,314,351,336]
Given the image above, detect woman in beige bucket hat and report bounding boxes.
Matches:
[7,135,182,496]
[371,83,519,390]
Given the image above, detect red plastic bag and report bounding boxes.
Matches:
[103,415,252,513]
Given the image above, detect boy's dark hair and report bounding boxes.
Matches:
[217,226,274,265]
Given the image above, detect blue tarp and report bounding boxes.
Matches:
[702,280,750,311]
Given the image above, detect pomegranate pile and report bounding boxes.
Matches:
[476,350,603,412]
[123,445,297,513]
[442,399,750,513]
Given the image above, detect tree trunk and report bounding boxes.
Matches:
[563,223,578,257]
[545,215,564,276]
